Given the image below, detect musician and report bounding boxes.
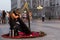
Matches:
[9,9,31,36]
[15,9,31,34]
[9,10,19,36]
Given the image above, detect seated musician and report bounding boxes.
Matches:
[9,9,31,36]
[9,10,19,36]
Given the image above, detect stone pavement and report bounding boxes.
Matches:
[0,19,60,40]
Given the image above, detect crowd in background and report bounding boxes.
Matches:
[0,10,9,24]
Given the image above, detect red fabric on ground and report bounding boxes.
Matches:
[1,32,40,39]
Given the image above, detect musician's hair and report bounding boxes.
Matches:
[9,10,16,19]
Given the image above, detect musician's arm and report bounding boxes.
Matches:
[12,13,19,19]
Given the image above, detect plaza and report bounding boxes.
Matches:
[1,0,60,40]
[0,19,60,40]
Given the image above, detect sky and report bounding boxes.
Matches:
[0,0,11,11]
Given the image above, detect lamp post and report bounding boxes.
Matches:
[37,5,43,18]
[37,5,43,10]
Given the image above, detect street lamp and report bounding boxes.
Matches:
[37,5,43,18]
[37,5,43,10]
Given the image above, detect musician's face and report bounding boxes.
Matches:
[16,13,18,14]
[16,10,19,13]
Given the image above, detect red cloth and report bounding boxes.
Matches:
[2,32,40,39]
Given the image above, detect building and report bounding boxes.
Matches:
[11,0,21,10]
[11,0,44,10]
[11,0,32,10]
[44,0,60,19]
[11,0,60,19]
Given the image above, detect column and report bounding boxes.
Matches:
[17,0,21,8]
[30,0,32,8]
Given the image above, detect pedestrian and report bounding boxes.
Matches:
[0,10,2,24]
[42,14,45,22]
[6,11,10,23]
[22,11,27,22]
[2,10,6,24]
[48,16,51,20]
[29,10,32,23]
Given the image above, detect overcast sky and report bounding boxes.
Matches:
[0,0,11,11]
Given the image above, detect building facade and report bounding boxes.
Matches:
[11,0,21,10]
[11,0,60,19]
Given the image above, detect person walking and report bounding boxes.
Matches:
[2,10,6,24]
[42,14,45,22]
[0,10,2,24]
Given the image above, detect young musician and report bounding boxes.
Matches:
[9,9,31,37]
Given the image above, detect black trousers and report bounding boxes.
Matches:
[42,17,44,22]
[9,20,19,36]
[17,18,31,34]
[9,18,31,35]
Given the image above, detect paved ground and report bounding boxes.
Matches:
[0,19,60,40]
